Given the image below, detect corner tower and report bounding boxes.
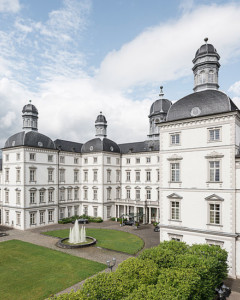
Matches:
[22,100,38,132]
[192,38,220,92]
[148,87,172,140]
[95,112,107,138]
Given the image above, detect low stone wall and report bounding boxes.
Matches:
[56,236,96,249]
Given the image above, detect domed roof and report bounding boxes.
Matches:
[22,103,38,114]
[95,112,107,123]
[81,138,120,153]
[4,131,55,149]
[195,43,219,59]
[166,90,238,122]
[149,99,172,117]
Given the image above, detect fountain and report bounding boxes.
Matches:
[69,220,86,244]
[56,220,96,249]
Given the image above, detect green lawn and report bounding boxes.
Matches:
[0,240,106,300]
[43,228,144,254]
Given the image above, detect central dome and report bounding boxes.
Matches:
[81,138,120,153]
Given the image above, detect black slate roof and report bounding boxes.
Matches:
[195,43,218,59]
[166,90,238,122]
[4,131,55,149]
[55,139,83,153]
[81,138,120,153]
[149,99,172,117]
[22,103,38,114]
[119,140,159,154]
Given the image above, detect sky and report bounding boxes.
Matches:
[1,0,240,147]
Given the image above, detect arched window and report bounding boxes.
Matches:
[208,70,214,83]
[199,71,206,84]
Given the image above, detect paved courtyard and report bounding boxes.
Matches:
[0,221,239,299]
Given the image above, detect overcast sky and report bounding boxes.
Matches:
[0,0,240,147]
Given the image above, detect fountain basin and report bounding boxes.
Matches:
[56,236,96,249]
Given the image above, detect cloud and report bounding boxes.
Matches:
[96,3,240,91]
[0,0,20,13]
[229,81,240,95]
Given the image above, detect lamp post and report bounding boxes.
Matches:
[106,258,116,272]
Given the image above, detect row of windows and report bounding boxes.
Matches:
[170,160,220,183]
[169,128,221,146]
[170,201,220,225]
[4,210,54,226]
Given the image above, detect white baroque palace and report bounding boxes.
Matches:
[0,39,239,278]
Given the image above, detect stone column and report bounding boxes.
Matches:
[149,207,151,224]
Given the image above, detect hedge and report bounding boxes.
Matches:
[58,215,103,224]
[50,241,228,300]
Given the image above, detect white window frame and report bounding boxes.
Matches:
[48,210,53,222]
[209,160,221,182]
[170,132,180,145]
[48,190,54,202]
[209,202,221,225]
[170,162,180,182]
[40,211,45,224]
[29,153,36,161]
[170,201,180,221]
[208,127,221,142]
[30,212,36,225]
[48,169,53,182]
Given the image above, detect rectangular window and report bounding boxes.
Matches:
[126,189,131,199]
[136,158,140,164]
[59,208,64,219]
[48,190,53,202]
[107,206,111,218]
[74,170,79,182]
[29,153,35,161]
[107,170,111,182]
[40,191,45,203]
[93,157,98,163]
[170,133,180,145]
[30,169,36,182]
[116,188,120,199]
[40,211,45,224]
[16,153,20,160]
[48,155,53,162]
[48,169,53,182]
[93,189,98,200]
[16,212,21,226]
[59,169,65,182]
[30,192,35,204]
[126,171,131,182]
[146,171,151,182]
[136,171,140,182]
[74,157,78,164]
[30,212,35,225]
[171,201,180,220]
[68,207,72,218]
[5,210,9,223]
[209,128,220,142]
[116,170,120,182]
[209,161,220,182]
[209,203,220,224]
[60,156,65,163]
[60,189,65,201]
[5,154,9,161]
[5,191,9,203]
[146,190,151,200]
[16,169,21,182]
[84,189,88,200]
[93,170,98,181]
[136,189,140,200]
[83,206,88,216]
[146,157,151,163]
[107,206,111,219]
[48,210,53,222]
[116,158,120,164]
[84,171,88,182]
[107,157,111,164]
[74,189,78,200]
[74,206,78,216]
[5,169,9,182]
[16,192,21,205]
[84,158,88,164]
[126,158,130,164]
[67,189,72,200]
[157,170,160,181]
[107,188,111,200]
[171,163,180,182]
[93,207,98,217]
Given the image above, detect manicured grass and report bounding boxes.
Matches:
[0,240,106,300]
[43,228,144,254]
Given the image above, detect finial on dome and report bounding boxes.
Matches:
[204,37,208,44]
[29,99,32,103]
[159,86,164,99]
[100,111,102,114]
